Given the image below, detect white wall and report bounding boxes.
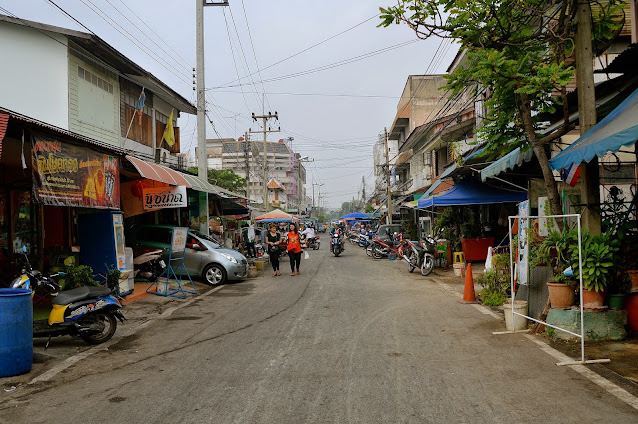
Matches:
[0,22,69,128]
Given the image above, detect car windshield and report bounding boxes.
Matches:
[189,230,221,248]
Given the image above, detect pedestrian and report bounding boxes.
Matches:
[286,222,302,276]
[246,221,256,258]
[265,223,282,276]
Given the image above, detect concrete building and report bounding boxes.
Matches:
[206,138,306,210]
[0,15,196,166]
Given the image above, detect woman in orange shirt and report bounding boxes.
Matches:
[286,223,303,276]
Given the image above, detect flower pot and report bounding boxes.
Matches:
[608,294,625,310]
[546,282,575,309]
[626,293,638,332]
[582,288,606,309]
[628,270,638,293]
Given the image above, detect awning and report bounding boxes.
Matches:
[254,208,295,223]
[549,86,638,172]
[481,147,534,182]
[179,172,218,194]
[341,212,372,220]
[126,155,191,187]
[418,178,527,208]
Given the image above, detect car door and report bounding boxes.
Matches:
[182,234,204,276]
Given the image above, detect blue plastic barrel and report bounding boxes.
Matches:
[0,288,33,377]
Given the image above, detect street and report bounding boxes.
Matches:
[1,246,637,423]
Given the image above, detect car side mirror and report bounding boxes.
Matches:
[192,243,202,251]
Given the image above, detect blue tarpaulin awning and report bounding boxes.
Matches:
[481,147,534,182]
[549,86,638,171]
[341,212,372,220]
[417,178,527,208]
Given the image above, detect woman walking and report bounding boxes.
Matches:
[265,223,282,276]
[286,223,302,276]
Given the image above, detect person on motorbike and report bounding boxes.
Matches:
[301,225,315,247]
[330,222,345,253]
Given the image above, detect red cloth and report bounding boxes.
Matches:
[286,232,302,253]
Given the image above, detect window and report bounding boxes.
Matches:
[78,66,114,94]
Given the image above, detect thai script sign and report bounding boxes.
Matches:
[142,185,187,211]
[32,134,120,209]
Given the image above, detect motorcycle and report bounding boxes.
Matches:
[331,230,344,256]
[11,246,126,346]
[302,235,321,250]
[418,233,439,276]
[358,230,375,248]
[133,249,166,280]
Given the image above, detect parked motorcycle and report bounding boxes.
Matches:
[133,249,166,280]
[418,234,438,276]
[11,246,125,345]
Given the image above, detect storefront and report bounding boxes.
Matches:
[0,112,124,285]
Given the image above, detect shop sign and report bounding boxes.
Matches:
[143,185,187,211]
[32,134,120,209]
[171,227,188,253]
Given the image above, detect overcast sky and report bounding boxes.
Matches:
[2,0,458,208]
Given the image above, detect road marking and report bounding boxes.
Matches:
[524,334,638,411]
[29,284,226,385]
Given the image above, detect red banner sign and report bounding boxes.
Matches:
[32,134,120,209]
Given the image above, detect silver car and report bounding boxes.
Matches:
[129,225,248,285]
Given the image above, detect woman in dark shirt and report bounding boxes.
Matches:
[265,223,282,276]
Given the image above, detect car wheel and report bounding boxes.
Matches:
[203,264,226,285]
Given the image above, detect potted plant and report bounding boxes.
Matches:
[542,231,576,309]
[568,231,618,310]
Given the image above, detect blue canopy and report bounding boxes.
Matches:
[417,178,527,208]
[550,86,638,172]
[341,212,372,220]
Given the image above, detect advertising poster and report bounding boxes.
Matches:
[538,196,560,236]
[143,185,187,211]
[32,134,120,209]
[517,200,530,286]
[171,227,188,253]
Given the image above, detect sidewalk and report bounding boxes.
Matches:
[427,261,638,389]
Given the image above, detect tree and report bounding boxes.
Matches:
[380,0,622,216]
[189,167,246,194]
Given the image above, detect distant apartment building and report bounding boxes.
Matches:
[206,138,307,211]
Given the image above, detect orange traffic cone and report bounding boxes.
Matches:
[459,263,478,304]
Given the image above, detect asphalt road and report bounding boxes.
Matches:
[2,245,638,423]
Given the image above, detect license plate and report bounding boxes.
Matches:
[159,260,166,268]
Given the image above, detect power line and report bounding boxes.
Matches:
[103,0,193,73]
[217,12,380,88]
[77,0,192,87]
[114,0,192,67]
[210,39,419,89]
[222,9,252,114]
[211,90,401,99]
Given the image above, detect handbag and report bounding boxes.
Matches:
[269,244,280,254]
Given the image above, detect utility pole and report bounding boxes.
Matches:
[243,131,250,195]
[196,0,228,235]
[384,127,392,224]
[250,112,279,210]
[312,183,323,216]
[575,0,600,234]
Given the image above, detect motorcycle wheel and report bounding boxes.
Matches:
[79,312,117,344]
[372,247,384,259]
[421,254,435,276]
[313,242,320,250]
[366,245,373,257]
[407,250,418,273]
[333,247,340,257]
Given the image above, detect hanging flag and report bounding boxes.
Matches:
[560,163,581,187]
[0,110,8,160]
[163,109,175,146]
[135,88,145,125]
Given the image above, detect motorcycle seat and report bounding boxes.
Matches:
[52,286,112,305]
